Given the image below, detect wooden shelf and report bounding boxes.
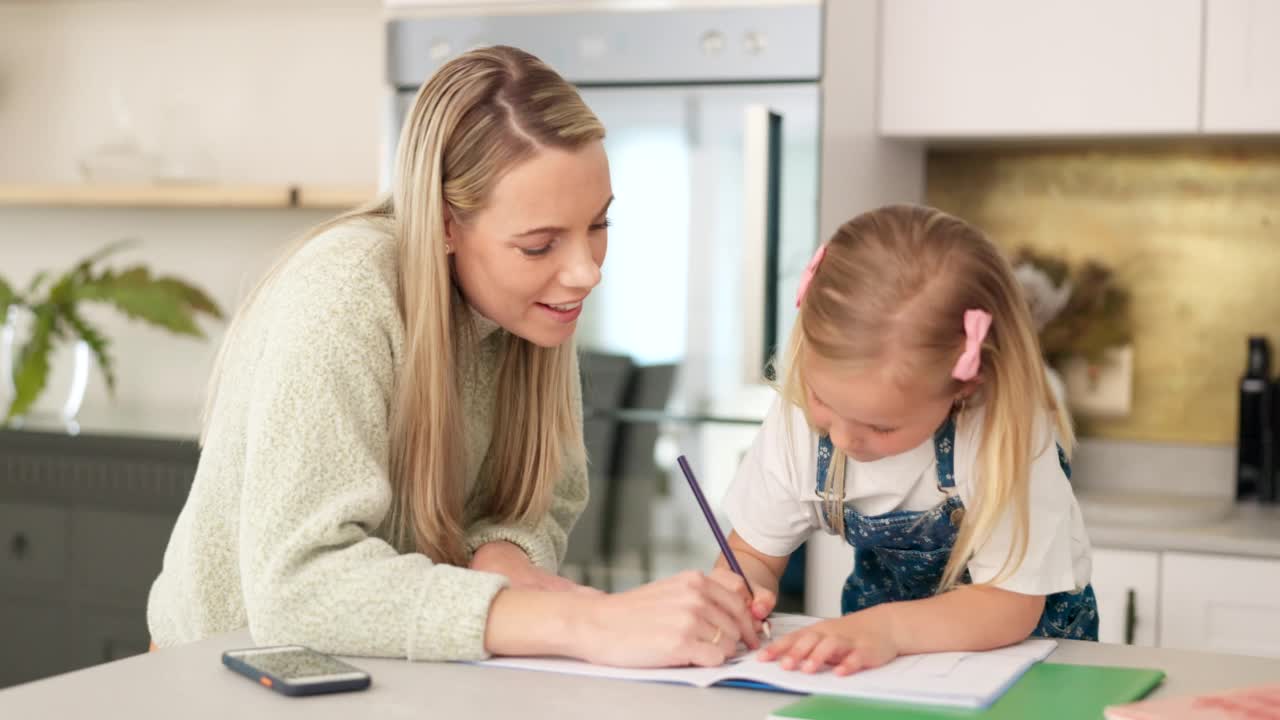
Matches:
[294,186,377,210]
[0,184,376,210]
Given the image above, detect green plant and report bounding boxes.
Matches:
[0,240,224,421]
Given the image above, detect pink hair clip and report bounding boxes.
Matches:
[795,244,827,308]
[951,309,992,381]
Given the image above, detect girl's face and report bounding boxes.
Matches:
[447,140,612,348]
[802,349,963,463]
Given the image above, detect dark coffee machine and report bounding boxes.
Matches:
[1237,336,1272,501]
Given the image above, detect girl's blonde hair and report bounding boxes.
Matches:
[204,46,604,567]
[780,204,1073,592]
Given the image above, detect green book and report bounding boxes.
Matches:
[768,662,1166,720]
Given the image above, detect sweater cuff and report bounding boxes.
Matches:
[466,521,558,572]
[407,565,509,661]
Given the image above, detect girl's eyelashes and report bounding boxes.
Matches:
[590,218,612,231]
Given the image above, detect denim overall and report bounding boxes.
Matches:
[816,416,1099,640]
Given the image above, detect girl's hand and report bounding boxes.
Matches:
[470,541,597,594]
[707,567,776,626]
[572,571,760,668]
[759,606,900,675]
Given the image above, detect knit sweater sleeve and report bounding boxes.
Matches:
[234,243,507,661]
[464,350,589,571]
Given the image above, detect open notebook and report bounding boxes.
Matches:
[477,614,1057,709]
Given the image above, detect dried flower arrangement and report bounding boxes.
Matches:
[1012,248,1132,367]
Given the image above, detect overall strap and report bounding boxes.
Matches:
[815,435,835,493]
[934,412,1074,488]
[933,414,958,490]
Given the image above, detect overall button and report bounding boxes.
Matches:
[950,507,965,528]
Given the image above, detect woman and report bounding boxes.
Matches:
[147,46,759,668]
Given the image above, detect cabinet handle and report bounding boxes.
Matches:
[9,531,28,559]
[1124,588,1137,645]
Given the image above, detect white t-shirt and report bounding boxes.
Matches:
[723,398,1092,596]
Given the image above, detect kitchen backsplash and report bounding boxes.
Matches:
[927,142,1280,445]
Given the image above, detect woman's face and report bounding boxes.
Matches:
[447,140,612,348]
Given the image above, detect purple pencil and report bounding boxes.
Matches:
[677,454,772,640]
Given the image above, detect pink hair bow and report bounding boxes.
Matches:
[795,244,827,308]
[951,309,992,381]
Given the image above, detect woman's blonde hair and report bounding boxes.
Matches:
[780,204,1073,592]
[204,46,604,567]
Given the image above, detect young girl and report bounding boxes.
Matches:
[147,46,758,669]
[714,204,1097,675]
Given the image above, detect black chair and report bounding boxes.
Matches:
[602,363,677,589]
[569,350,634,588]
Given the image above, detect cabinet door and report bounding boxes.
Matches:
[0,601,70,689]
[1203,0,1280,132]
[1161,552,1280,658]
[0,503,69,589]
[70,509,177,609]
[879,0,1203,137]
[71,607,151,672]
[1091,547,1160,646]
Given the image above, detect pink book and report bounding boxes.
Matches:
[1106,684,1280,720]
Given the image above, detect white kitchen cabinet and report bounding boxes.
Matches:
[1203,0,1280,132]
[1161,552,1280,658]
[1091,547,1161,646]
[879,0,1203,137]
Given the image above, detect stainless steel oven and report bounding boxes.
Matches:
[387,4,822,591]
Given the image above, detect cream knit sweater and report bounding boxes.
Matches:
[146,219,587,660]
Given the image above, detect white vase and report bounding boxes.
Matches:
[0,306,92,434]
[1058,346,1134,418]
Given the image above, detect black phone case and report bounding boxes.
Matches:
[222,648,371,697]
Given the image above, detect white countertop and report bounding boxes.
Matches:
[2,630,1279,719]
[1083,499,1280,559]
[1070,438,1280,559]
[7,406,200,441]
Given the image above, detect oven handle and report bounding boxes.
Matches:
[741,105,783,386]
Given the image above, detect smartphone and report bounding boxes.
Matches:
[222,645,371,697]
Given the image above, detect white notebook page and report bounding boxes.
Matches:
[476,614,1056,709]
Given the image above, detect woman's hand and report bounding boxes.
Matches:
[569,571,761,668]
[470,541,596,594]
[759,605,900,675]
[707,567,775,630]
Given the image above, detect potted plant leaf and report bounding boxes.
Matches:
[0,240,224,426]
